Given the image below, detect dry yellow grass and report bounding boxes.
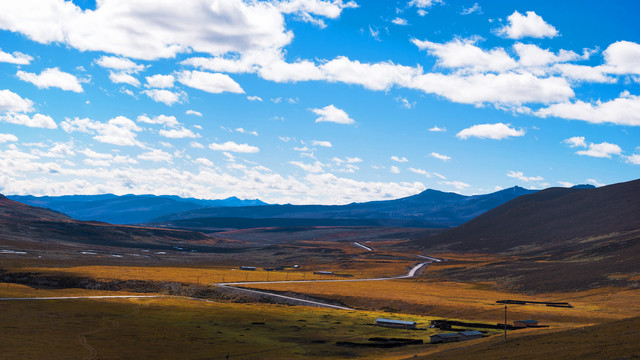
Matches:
[242,279,640,327]
[0,282,148,298]
[0,294,481,360]
[7,256,418,285]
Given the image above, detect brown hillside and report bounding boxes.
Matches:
[410,179,640,292]
[412,178,640,254]
[0,193,219,251]
[0,194,72,221]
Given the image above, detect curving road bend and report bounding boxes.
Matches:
[215,262,430,309]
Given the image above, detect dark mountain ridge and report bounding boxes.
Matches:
[152,186,538,228]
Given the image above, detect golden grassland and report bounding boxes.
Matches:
[4,257,415,284]
[243,278,640,326]
[3,249,640,359]
[0,282,148,298]
[0,289,499,360]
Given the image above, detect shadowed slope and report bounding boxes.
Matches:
[0,193,219,251]
[412,179,640,253]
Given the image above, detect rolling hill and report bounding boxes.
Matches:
[411,178,640,291]
[0,193,221,252]
[412,179,639,253]
[151,186,538,228]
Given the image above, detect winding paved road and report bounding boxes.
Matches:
[0,295,164,301]
[215,262,430,309]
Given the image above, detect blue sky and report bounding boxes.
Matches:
[0,0,638,204]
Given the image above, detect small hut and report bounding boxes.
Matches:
[513,319,539,328]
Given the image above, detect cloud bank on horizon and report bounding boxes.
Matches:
[0,0,638,204]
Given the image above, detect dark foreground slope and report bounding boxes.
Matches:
[413,179,640,253]
[419,316,640,360]
[411,179,640,291]
[153,186,536,228]
[0,194,220,252]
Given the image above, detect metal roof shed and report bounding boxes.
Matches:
[459,330,483,340]
[375,318,417,329]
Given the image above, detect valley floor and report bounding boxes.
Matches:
[1,237,639,359]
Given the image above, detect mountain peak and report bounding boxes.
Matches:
[572,184,596,189]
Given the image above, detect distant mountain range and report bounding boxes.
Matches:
[7,194,267,224]
[6,184,596,229]
[151,186,542,229]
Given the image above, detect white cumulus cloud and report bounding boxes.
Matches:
[289,160,324,173]
[564,136,587,148]
[391,156,408,163]
[392,17,408,25]
[95,56,145,72]
[137,148,173,163]
[0,89,34,113]
[428,125,446,132]
[0,49,33,64]
[108,71,140,87]
[430,152,451,161]
[311,104,354,124]
[194,157,214,167]
[0,133,18,143]
[159,127,196,139]
[408,0,443,9]
[311,140,332,147]
[440,180,470,190]
[0,113,57,129]
[576,142,622,158]
[141,89,185,106]
[177,70,244,94]
[209,141,259,153]
[16,67,84,92]
[507,170,543,182]
[61,116,141,146]
[412,38,517,73]
[536,92,640,126]
[137,114,180,128]
[0,0,294,60]
[145,74,175,88]
[626,154,640,165]
[456,123,525,140]
[186,110,202,117]
[603,41,640,75]
[496,11,558,39]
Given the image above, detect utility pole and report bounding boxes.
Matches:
[504,305,507,341]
